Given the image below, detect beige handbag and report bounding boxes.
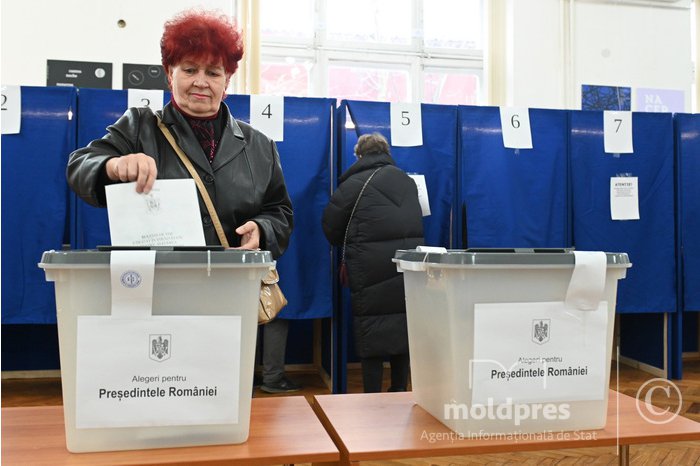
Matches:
[258,268,287,324]
[158,117,287,325]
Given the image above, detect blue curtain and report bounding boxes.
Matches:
[225,96,334,319]
[72,89,156,248]
[459,106,569,248]
[1,86,77,323]
[344,100,458,247]
[675,113,700,313]
[570,111,676,313]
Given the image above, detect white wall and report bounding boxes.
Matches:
[507,0,568,109]
[1,0,235,89]
[507,0,694,110]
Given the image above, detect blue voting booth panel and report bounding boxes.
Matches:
[1,86,76,324]
[683,311,697,353]
[333,104,358,392]
[675,114,700,370]
[675,114,700,314]
[224,95,335,321]
[73,89,172,248]
[225,96,335,320]
[570,111,676,314]
[224,95,332,371]
[620,313,667,369]
[273,98,334,319]
[458,106,570,248]
[344,100,458,248]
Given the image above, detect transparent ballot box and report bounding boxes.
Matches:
[394,248,630,435]
[39,248,273,452]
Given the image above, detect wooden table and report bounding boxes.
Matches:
[2,396,339,466]
[311,389,700,465]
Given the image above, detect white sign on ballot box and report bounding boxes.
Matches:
[76,315,242,428]
[110,250,156,319]
[471,301,608,405]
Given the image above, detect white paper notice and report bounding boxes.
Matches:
[604,111,633,154]
[610,176,640,220]
[76,315,242,428]
[250,95,284,141]
[1,85,21,134]
[106,179,205,246]
[471,301,608,405]
[127,89,164,112]
[408,174,431,216]
[390,102,423,147]
[110,250,156,319]
[499,107,533,149]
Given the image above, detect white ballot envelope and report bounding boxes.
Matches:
[106,179,206,246]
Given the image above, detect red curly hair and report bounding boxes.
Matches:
[160,10,244,76]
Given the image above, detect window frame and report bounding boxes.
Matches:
[259,0,485,104]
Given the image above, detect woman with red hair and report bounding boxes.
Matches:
[67,10,300,393]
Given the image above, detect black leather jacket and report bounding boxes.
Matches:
[67,102,293,258]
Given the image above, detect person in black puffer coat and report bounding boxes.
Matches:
[322,132,424,393]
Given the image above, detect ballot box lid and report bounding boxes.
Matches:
[393,248,630,268]
[39,247,274,268]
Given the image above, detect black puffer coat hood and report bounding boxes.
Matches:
[322,152,424,358]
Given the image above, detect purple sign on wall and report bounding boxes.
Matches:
[635,88,685,113]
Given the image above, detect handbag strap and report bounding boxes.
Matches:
[341,166,384,262]
[157,116,230,248]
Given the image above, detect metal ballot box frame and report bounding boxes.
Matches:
[39,248,273,452]
[394,248,631,435]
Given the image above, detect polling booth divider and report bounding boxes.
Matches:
[331,101,360,394]
[569,111,678,378]
[2,86,77,323]
[331,103,358,393]
[675,114,700,370]
[71,91,335,386]
[1,86,77,370]
[332,103,352,393]
[458,106,571,249]
[332,100,458,393]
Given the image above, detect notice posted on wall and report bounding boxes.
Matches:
[408,174,431,216]
[610,176,640,220]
